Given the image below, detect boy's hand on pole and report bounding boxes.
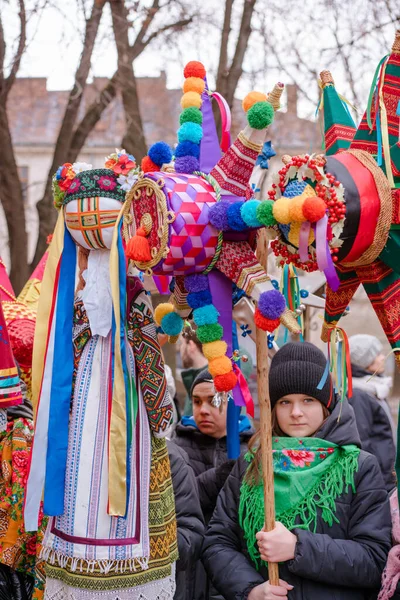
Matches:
[256,522,297,562]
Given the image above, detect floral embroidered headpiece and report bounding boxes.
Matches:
[53,150,140,209]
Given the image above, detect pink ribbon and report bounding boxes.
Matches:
[212,92,232,152]
[299,222,311,263]
[315,215,340,292]
[232,364,254,418]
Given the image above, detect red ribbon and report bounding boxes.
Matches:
[212,92,232,153]
[232,363,254,418]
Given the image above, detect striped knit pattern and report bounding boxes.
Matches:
[215,240,269,296]
[324,265,360,329]
[210,134,260,197]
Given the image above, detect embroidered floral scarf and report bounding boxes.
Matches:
[239,437,360,568]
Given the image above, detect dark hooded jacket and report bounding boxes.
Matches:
[174,415,254,521]
[167,440,204,600]
[202,400,392,600]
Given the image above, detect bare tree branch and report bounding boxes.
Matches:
[0,15,6,89]
[3,0,27,99]
[216,0,234,92]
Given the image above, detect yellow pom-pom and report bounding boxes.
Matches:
[181,91,202,109]
[208,356,233,377]
[288,222,315,247]
[154,303,174,326]
[242,91,268,112]
[183,77,205,95]
[289,197,307,222]
[202,340,228,361]
[272,198,292,224]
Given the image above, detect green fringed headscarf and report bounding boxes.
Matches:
[239,437,360,569]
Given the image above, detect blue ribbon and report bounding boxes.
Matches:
[227,323,241,460]
[44,226,76,515]
[255,141,276,170]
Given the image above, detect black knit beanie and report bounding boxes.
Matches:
[190,368,213,397]
[269,342,335,411]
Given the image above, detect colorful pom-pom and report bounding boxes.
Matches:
[256,200,277,226]
[208,356,233,377]
[177,122,203,144]
[240,200,262,228]
[161,311,184,336]
[193,305,219,327]
[272,197,292,224]
[125,227,151,262]
[148,142,173,167]
[258,289,286,320]
[254,308,280,332]
[209,201,230,231]
[141,155,159,173]
[175,156,200,174]
[302,196,327,223]
[180,107,203,126]
[185,274,209,293]
[202,340,228,361]
[187,290,213,309]
[289,197,307,222]
[214,371,238,392]
[183,61,206,79]
[242,91,268,113]
[154,303,174,326]
[247,101,274,130]
[175,140,201,159]
[227,202,247,231]
[196,323,224,344]
[181,91,202,110]
[183,77,205,95]
[288,222,315,247]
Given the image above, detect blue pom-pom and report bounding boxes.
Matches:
[258,289,286,320]
[209,201,230,231]
[177,122,203,145]
[161,311,184,336]
[227,202,247,231]
[193,305,220,326]
[175,141,200,159]
[187,290,213,309]
[148,141,173,167]
[240,200,262,228]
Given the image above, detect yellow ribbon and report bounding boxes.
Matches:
[377,58,395,188]
[108,202,128,517]
[317,79,358,114]
[32,210,65,417]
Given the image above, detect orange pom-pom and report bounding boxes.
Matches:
[183,77,205,95]
[141,156,159,173]
[254,308,280,332]
[125,227,151,262]
[208,356,233,378]
[302,196,327,223]
[214,371,238,393]
[289,197,307,222]
[242,91,268,112]
[181,91,202,109]
[183,61,206,79]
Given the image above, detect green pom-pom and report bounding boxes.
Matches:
[180,107,203,126]
[196,323,223,344]
[256,200,277,226]
[247,101,274,130]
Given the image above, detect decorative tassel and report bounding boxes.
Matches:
[125,212,153,263]
[318,325,352,407]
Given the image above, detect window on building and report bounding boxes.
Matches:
[18,166,29,203]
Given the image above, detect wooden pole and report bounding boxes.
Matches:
[255,229,279,585]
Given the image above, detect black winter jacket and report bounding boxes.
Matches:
[167,441,204,600]
[202,400,392,600]
[174,417,254,521]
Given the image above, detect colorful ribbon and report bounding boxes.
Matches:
[318,325,352,406]
[315,215,340,291]
[211,92,232,153]
[299,222,311,263]
[232,363,254,418]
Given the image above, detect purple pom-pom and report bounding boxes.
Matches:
[209,201,230,231]
[187,290,213,309]
[258,289,286,319]
[185,274,209,293]
[227,202,247,231]
[175,155,200,174]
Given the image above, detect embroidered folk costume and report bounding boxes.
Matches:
[24,157,177,600]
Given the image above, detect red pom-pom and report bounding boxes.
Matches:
[141,156,159,173]
[254,309,280,332]
[125,227,152,262]
[183,61,206,80]
[302,197,327,223]
[214,371,238,393]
